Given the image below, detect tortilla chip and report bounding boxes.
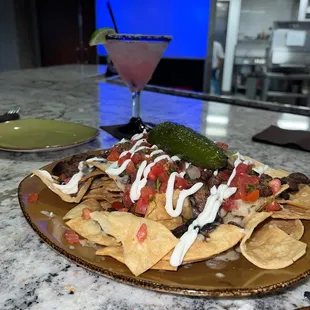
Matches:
[146,193,183,225]
[163,224,244,264]
[32,169,92,203]
[279,185,310,209]
[80,169,105,182]
[157,218,183,231]
[243,156,290,179]
[87,161,126,192]
[96,246,177,271]
[265,168,290,179]
[83,187,122,203]
[240,212,306,269]
[266,219,304,240]
[100,200,111,210]
[66,217,119,246]
[271,204,310,220]
[63,199,102,220]
[90,211,178,276]
[89,176,117,190]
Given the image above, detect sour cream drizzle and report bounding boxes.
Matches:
[165,171,203,217]
[38,160,87,195]
[130,160,147,202]
[170,152,247,267]
[253,164,269,176]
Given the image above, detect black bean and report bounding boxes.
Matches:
[260,174,272,182]
[171,224,189,238]
[279,191,290,200]
[287,180,299,192]
[208,176,221,189]
[200,169,213,182]
[288,172,310,184]
[257,185,273,197]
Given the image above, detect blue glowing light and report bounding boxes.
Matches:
[96,0,210,59]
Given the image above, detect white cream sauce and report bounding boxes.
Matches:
[170,152,249,267]
[37,160,86,195]
[253,164,269,176]
[130,160,147,202]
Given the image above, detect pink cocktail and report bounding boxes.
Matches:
[104,34,172,135]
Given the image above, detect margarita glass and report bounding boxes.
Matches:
[104,34,172,135]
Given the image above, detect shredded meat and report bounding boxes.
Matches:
[52,154,89,178]
[192,186,209,213]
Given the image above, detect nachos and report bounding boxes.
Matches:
[32,124,310,276]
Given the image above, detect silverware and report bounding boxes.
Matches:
[7,108,20,115]
[0,108,20,123]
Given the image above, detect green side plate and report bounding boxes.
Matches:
[0,119,99,152]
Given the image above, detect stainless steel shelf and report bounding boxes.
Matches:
[267,91,309,98]
[265,72,310,80]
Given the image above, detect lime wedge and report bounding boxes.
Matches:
[89,27,117,46]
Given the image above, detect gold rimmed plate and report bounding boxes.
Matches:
[18,150,310,297]
[0,119,99,152]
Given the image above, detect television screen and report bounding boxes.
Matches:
[96,0,210,59]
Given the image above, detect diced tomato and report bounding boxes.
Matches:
[158,170,169,183]
[136,223,147,243]
[64,230,80,244]
[118,153,131,166]
[222,199,238,211]
[218,171,230,181]
[140,186,156,202]
[159,181,168,193]
[148,171,157,181]
[125,161,136,175]
[174,177,189,190]
[27,193,39,203]
[123,191,133,208]
[241,189,259,202]
[238,175,259,198]
[118,207,129,212]
[269,179,281,195]
[82,208,93,220]
[111,201,124,210]
[64,178,71,184]
[107,151,120,162]
[150,163,164,176]
[135,198,148,215]
[265,201,281,212]
[216,142,229,149]
[236,163,248,175]
[131,153,143,165]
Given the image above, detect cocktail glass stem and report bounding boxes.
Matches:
[132,91,141,118]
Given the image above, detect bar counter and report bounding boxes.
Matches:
[1,65,310,310]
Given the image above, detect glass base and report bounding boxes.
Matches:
[119,117,154,134]
[100,117,155,140]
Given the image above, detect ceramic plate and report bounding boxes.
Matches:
[18,151,310,297]
[0,119,99,152]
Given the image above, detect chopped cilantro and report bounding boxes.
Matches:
[141,149,149,153]
[246,184,256,192]
[156,179,161,192]
[169,167,178,174]
[263,179,269,187]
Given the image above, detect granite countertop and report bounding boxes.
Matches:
[1,65,310,310]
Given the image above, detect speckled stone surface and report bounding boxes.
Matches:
[1,65,310,310]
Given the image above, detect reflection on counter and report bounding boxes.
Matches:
[202,104,231,138]
[277,113,310,131]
